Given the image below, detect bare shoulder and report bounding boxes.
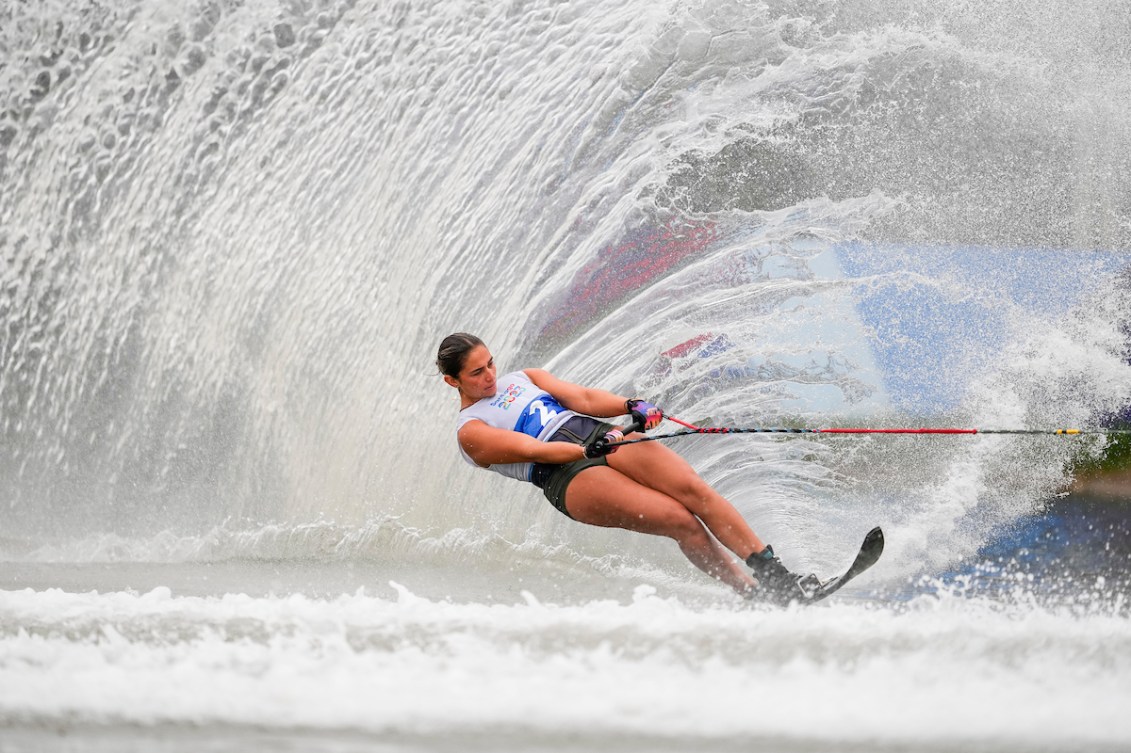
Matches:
[456,419,499,467]
[524,368,576,396]
[523,367,550,385]
[457,417,491,443]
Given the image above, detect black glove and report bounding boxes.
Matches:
[584,428,624,458]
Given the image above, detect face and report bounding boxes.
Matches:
[444,344,497,400]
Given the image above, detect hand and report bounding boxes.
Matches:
[584,428,624,458]
[625,399,662,431]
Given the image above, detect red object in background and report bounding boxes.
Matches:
[539,220,718,341]
[660,333,716,359]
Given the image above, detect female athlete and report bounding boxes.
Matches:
[437,332,816,603]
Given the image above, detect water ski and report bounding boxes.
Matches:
[802,526,885,604]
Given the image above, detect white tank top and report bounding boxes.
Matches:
[456,370,577,482]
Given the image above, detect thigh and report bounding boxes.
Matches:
[563,464,700,536]
[605,440,711,501]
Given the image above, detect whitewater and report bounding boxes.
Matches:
[2,0,1131,751]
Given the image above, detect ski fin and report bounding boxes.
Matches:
[803,526,885,605]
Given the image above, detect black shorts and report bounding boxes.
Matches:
[530,416,615,519]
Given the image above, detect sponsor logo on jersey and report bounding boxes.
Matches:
[491,382,526,410]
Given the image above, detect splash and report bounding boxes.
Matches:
[1,0,1129,573]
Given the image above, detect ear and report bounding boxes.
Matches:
[443,374,460,390]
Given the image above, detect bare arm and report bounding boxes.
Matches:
[458,419,586,468]
[524,368,631,418]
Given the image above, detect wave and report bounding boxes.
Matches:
[1,0,1129,576]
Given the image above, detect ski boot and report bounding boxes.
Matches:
[746,545,821,605]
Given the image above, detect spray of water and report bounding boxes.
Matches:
[1,0,1129,580]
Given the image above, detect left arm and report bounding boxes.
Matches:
[524,368,631,419]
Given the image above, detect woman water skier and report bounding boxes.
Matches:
[437,332,817,604]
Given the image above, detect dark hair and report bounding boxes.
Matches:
[436,332,485,377]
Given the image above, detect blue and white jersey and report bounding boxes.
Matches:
[456,370,577,482]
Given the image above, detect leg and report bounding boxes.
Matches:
[607,442,818,603]
[607,440,767,561]
[563,465,755,595]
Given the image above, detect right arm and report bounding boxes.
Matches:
[458,420,586,468]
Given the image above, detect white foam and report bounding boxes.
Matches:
[1,585,1129,747]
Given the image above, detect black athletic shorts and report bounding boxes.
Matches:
[530,416,615,519]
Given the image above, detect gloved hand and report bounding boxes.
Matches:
[584,428,624,458]
[625,399,663,431]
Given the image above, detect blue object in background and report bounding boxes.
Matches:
[835,245,1131,414]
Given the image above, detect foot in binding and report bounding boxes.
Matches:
[746,546,820,605]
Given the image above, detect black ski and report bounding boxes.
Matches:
[804,526,885,604]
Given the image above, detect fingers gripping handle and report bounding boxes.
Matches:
[584,411,653,458]
[625,399,662,432]
[585,427,625,458]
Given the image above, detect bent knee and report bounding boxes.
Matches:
[666,473,714,505]
[653,506,709,542]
